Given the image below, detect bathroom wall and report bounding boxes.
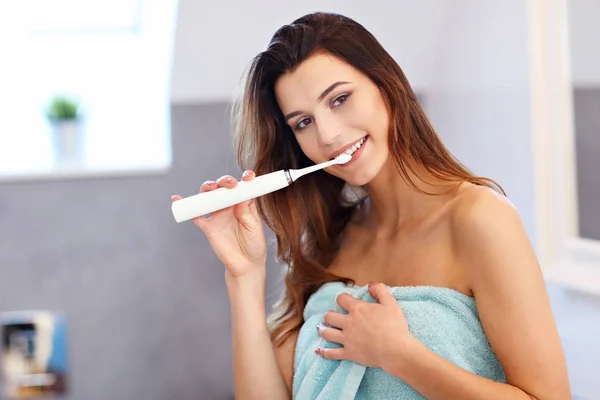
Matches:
[3,0,591,398]
[0,103,286,399]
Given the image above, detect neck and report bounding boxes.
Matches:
[360,156,460,233]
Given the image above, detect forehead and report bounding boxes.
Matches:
[274,53,361,111]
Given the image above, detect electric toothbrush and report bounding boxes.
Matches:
[171,153,352,223]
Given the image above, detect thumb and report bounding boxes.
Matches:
[233,171,261,223]
[233,199,260,226]
[368,283,394,306]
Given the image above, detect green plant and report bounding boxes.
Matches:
[46,96,81,121]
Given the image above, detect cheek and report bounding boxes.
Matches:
[364,112,390,156]
[294,135,320,162]
[354,96,389,140]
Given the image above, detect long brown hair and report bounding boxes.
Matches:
[231,12,503,346]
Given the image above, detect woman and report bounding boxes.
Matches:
[172,12,571,400]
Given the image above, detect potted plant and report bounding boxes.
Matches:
[46,95,84,164]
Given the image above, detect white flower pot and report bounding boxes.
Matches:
[50,119,83,164]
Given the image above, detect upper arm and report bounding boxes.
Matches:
[273,329,299,397]
[452,189,571,399]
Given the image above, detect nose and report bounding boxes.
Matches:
[316,114,342,147]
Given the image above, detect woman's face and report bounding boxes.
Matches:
[274,52,390,186]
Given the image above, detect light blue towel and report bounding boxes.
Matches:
[293,282,506,399]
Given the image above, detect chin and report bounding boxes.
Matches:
[341,162,383,187]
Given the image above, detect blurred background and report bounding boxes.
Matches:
[0,0,598,399]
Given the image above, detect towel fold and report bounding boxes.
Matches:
[293,282,506,399]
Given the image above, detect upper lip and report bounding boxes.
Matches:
[328,136,367,160]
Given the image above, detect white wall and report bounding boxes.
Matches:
[170,0,449,103]
[424,1,536,241]
[567,0,600,86]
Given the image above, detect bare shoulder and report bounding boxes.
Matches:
[450,183,518,225]
[447,183,538,292]
[448,184,525,261]
[446,184,571,398]
[273,329,299,396]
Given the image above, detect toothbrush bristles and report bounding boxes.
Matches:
[335,153,352,164]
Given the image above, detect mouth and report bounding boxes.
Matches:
[329,135,368,161]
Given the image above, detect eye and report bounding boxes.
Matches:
[331,93,350,108]
[295,117,312,130]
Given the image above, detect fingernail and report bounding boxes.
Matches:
[226,178,234,183]
[316,323,324,334]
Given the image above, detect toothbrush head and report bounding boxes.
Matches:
[334,153,352,164]
[289,152,353,181]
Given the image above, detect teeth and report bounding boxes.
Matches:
[347,136,366,155]
[336,136,367,159]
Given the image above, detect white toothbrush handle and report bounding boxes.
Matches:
[171,170,291,223]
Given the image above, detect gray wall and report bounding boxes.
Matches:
[0,103,285,400]
[574,88,600,241]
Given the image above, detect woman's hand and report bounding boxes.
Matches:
[171,170,267,278]
[315,283,414,369]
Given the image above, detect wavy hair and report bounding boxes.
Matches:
[230,12,503,346]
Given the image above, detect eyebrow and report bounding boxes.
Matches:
[284,81,351,122]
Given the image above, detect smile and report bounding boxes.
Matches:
[330,135,368,160]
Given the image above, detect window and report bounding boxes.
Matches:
[0,0,177,180]
[15,0,141,33]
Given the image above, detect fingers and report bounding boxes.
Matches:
[317,323,344,344]
[315,347,344,360]
[191,170,257,196]
[231,170,259,222]
[204,171,255,190]
[240,170,256,182]
[199,180,218,193]
[170,170,257,220]
[323,310,347,330]
[336,293,360,312]
[367,282,395,306]
[216,175,239,189]
[198,173,240,194]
